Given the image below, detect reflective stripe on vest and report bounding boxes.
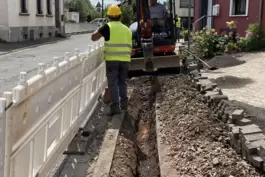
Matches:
[104,51,131,55]
[176,17,181,28]
[104,22,132,62]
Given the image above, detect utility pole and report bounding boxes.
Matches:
[187,0,191,51]
[101,0,104,18]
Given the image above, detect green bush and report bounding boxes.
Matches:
[245,23,265,51]
[192,28,227,58]
[225,42,238,53]
[237,37,248,52]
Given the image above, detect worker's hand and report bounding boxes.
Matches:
[91,30,102,41]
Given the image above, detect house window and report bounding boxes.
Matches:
[179,0,194,8]
[47,0,52,15]
[230,0,248,16]
[20,0,28,13]
[37,0,43,14]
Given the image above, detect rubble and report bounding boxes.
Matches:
[156,76,262,177]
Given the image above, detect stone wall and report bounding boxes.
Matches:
[65,23,98,35]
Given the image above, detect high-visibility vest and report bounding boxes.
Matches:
[104,21,132,62]
[176,17,181,28]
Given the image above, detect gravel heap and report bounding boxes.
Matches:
[157,75,262,177]
[206,55,245,69]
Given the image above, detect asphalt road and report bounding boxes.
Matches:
[0,33,100,96]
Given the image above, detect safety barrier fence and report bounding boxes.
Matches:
[0,41,106,177]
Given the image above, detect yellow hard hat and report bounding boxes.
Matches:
[107,4,122,16]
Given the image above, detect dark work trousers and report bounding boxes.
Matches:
[176,27,181,42]
[105,61,130,106]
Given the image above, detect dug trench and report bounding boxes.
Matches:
[109,76,161,177]
[109,75,263,177]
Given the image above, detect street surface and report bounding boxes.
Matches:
[0,34,100,96]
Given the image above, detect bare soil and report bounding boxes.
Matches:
[157,75,262,177]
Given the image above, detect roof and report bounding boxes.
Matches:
[96,1,102,8]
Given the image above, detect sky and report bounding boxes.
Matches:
[91,0,118,7]
[91,0,167,7]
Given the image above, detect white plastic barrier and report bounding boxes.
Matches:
[0,42,106,177]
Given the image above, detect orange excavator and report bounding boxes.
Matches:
[119,0,181,75]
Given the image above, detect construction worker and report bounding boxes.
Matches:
[175,14,182,42]
[149,0,167,19]
[149,0,167,28]
[91,4,132,116]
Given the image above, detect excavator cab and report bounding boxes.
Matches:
[126,0,181,75]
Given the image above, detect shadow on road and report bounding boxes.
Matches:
[210,75,254,89]
[230,100,265,130]
[0,37,69,53]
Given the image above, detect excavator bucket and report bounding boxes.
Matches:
[129,53,181,71]
[128,44,181,76]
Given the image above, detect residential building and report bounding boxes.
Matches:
[174,0,194,29]
[0,0,64,42]
[96,2,102,12]
[194,0,265,36]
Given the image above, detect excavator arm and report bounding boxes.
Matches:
[119,0,181,74]
[137,0,156,72]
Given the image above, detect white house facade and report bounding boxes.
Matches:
[0,0,64,42]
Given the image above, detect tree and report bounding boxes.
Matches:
[65,0,101,22]
[120,5,133,26]
[115,0,135,26]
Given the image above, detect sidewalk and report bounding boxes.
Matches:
[202,53,265,129]
[0,37,68,55]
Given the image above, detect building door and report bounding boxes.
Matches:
[55,0,61,34]
[198,0,208,30]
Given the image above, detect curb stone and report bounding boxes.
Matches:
[189,68,265,173]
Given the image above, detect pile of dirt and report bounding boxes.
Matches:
[157,75,262,177]
[206,55,245,68]
[109,77,160,177]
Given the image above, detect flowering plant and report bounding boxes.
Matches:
[226,20,237,29]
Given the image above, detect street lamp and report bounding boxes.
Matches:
[102,0,104,18]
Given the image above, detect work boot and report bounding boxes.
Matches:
[120,99,128,110]
[107,104,121,116]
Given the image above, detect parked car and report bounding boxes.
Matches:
[89,18,109,27]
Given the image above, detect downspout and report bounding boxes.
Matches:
[259,0,263,25]
[211,0,215,29]
[259,0,263,48]
[198,0,202,30]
